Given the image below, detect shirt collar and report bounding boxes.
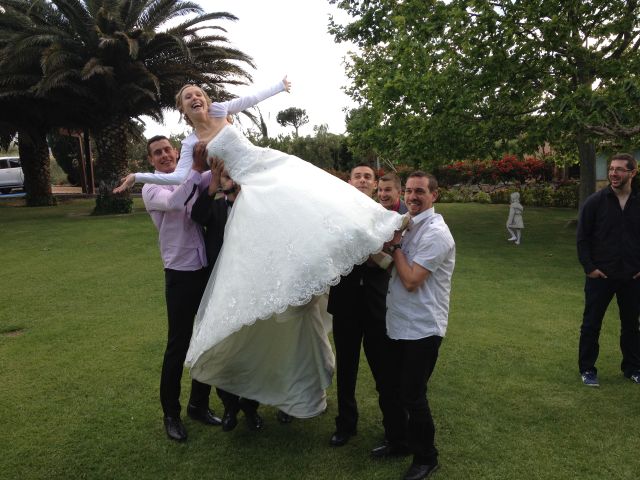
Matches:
[410,207,435,227]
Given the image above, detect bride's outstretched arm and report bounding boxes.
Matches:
[211,76,290,117]
[113,136,198,192]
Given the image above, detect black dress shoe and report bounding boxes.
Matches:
[221,409,239,432]
[370,441,410,458]
[276,410,293,424]
[187,404,222,426]
[244,410,264,431]
[329,430,356,447]
[163,416,187,442]
[403,462,439,480]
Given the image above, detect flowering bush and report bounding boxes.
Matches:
[436,154,553,186]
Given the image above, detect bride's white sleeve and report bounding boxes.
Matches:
[209,80,286,117]
[133,136,196,185]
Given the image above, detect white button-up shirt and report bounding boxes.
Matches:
[386,207,456,340]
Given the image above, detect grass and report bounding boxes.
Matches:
[1,198,638,480]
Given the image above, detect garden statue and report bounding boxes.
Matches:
[506,192,524,245]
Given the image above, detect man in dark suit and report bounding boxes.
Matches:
[328,164,404,448]
[190,142,265,432]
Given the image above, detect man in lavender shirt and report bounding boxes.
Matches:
[142,135,221,442]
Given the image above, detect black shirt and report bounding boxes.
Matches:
[577,186,640,278]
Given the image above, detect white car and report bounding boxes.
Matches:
[0,156,24,194]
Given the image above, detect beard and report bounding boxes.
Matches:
[610,176,631,190]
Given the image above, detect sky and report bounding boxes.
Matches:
[143,0,356,139]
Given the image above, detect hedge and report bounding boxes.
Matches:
[438,182,579,209]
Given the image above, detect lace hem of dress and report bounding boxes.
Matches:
[189,216,403,358]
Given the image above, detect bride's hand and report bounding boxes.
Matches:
[282,75,291,93]
[113,173,135,193]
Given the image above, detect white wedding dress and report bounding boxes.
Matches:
[185,125,403,417]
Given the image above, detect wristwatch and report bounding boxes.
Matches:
[388,243,402,254]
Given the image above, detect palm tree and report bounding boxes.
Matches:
[0,1,67,206]
[0,0,254,213]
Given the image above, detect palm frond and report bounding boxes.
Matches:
[139,0,204,31]
[81,57,115,80]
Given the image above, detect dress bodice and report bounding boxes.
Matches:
[206,125,262,182]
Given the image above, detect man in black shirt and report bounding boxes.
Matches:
[576,152,640,386]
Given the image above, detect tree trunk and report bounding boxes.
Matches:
[18,127,55,207]
[577,139,596,208]
[92,119,132,215]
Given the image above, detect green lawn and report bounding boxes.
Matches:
[1,198,638,480]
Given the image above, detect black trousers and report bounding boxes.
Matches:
[161,267,211,417]
[216,388,259,414]
[332,310,392,434]
[579,277,640,376]
[379,335,442,465]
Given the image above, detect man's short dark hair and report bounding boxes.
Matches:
[350,163,377,179]
[379,172,402,190]
[407,170,438,192]
[610,152,637,171]
[146,135,171,155]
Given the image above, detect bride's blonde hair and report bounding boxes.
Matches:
[175,84,212,127]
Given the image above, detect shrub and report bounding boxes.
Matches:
[552,183,579,208]
[438,188,454,203]
[436,154,554,186]
[489,188,517,204]
[449,182,578,208]
[526,185,554,207]
[474,191,492,204]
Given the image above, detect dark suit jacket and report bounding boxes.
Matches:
[191,192,229,266]
[327,201,406,318]
[327,262,390,319]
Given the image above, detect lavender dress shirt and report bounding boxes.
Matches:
[142,170,208,271]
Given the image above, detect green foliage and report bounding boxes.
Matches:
[474,190,492,204]
[48,132,82,185]
[332,0,640,201]
[50,156,70,186]
[489,188,518,205]
[440,182,580,208]
[93,187,133,215]
[276,107,309,137]
[552,183,581,208]
[250,125,352,171]
[438,185,475,203]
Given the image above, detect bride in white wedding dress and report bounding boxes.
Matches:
[116,78,404,417]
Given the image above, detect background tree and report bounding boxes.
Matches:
[0,0,68,206]
[0,0,254,213]
[48,132,83,187]
[248,123,352,170]
[330,0,640,205]
[276,107,309,137]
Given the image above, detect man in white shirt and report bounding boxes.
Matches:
[376,171,455,480]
